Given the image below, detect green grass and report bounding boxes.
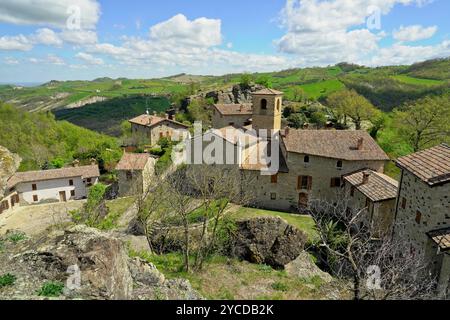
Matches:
[392,75,444,86]
[232,207,318,241]
[96,197,135,230]
[7,232,27,244]
[37,281,65,297]
[297,79,345,100]
[0,273,16,287]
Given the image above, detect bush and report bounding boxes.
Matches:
[149,146,164,157]
[0,273,16,287]
[8,232,26,244]
[158,137,171,149]
[37,281,65,297]
[271,281,289,292]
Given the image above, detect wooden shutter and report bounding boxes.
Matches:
[297,176,301,190]
[307,176,312,190]
[330,178,335,188]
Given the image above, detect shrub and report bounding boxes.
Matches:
[37,281,65,297]
[271,281,289,292]
[158,137,171,149]
[0,273,16,287]
[149,146,164,157]
[8,232,26,244]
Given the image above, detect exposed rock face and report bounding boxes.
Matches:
[232,217,308,268]
[66,96,107,109]
[0,145,21,199]
[205,84,264,104]
[0,225,202,300]
[285,252,333,283]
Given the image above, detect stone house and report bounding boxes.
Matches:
[129,114,189,146]
[392,143,450,297]
[187,89,390,212]
[0,165,99,213]
[115,152,156,197]
[212,103,252,129]
[343,169,399,238]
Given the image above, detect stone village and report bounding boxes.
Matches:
[0,88,448,297]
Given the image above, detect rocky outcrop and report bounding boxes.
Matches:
[205,84,264,104]
[231,217,308,268]
[0,146,21,199]
[66,96,107,109]
[285,252,333,283]
[0,225,202,300]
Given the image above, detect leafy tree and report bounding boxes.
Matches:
[394,95,450,151]
[255,75,272,88]
[327,89,380,130]
[240,74,253,88]
[310,111,328,128]
[292,87,306,102]
[287,113,306,129]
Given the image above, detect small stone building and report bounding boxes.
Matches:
[343,169,398,238]
[116,153,156,197]
[212,103,252,129]
[129,114,189,146]
[392,143,450,297]
[1,165,99,212]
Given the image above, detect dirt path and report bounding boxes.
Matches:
[0,200,85,236]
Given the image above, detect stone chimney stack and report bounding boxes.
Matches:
[284,126,290,137]
[72,159,80,167]
[90,158,97,165]
[362,172,370,184]
[357,137,364,150]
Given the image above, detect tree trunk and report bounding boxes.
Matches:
[354,273,361,300]
[183,217,190,272]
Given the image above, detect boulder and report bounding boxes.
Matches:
[0,145,21,199]
[285,252,333,283]
[232,217,307,268]
[0,225,202,300]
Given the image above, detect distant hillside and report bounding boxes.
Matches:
[53,95,171,136]
[403,58,450,80]
[0,102,122,172]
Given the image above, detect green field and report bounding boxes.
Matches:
[297,79,345,100]
[392,75,444,86]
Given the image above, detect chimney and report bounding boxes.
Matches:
[165,113,169,119]
[72,159,80,167]
[362,172,370,184]
[357,137,364,150]
[90,158,97,165]
[284,126,290,137]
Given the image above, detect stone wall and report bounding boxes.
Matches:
[252,94,282,132]
[212,110,251,129]
[131,122,189,146]
[393,170,450,256]
[246,152,386,212]
[117,158,155,197]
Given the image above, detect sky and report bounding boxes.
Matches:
[0,0,449,83]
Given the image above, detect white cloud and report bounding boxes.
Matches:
[150,14,222,47]
[0,0,100,29]
[28,54,66,65]
[32,28,63,46]
[3,57,19,65]
[60,29,98,45]
[76,52,103,65]
[393,25,437,42]
[276,0,447,66]
[0,34,32,51]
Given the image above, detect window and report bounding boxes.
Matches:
[271,174,278,184]
[337,160,343,169]
[270,193,277,200]
[298,176,312,190]
[304,155,310,163]
[330,177,342,188]
[229,122,235,126]
[350,186,355,197]
[87,178,92,183]
[69,179,74,186]
[416,211,422,224]
[70,190,75,197]
[32,183,37,191]
[126,171,133,181]
[261,99,267,110]
[33,195,38,202]
[401,197,407,209]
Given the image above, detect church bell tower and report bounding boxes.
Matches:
[251,88,283,134]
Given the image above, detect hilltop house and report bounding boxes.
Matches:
[115,152,156,197]
[188,89,390,212]
[212,103,253,128]
[392,144,450,297]
[0,165,99,214]
[129,113,189,146]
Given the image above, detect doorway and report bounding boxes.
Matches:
[59,191,67,202]
[299,192,309,207]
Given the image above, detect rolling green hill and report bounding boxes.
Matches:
[53,95,171,136]
[0,102,122,172]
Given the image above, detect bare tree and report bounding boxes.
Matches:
[306,195,438,300]
[185,165,256,270]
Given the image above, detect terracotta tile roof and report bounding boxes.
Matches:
[129,114,188,128]
[395,144,450,186]
[115,153,150,171]
[427,227,450,251]
[282,129,390,161]
[7,165,99,189]
[252,88,284,95]
[344,169,399,202]
[213,104,253,116]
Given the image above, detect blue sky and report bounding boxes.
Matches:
[0,0,449,83]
